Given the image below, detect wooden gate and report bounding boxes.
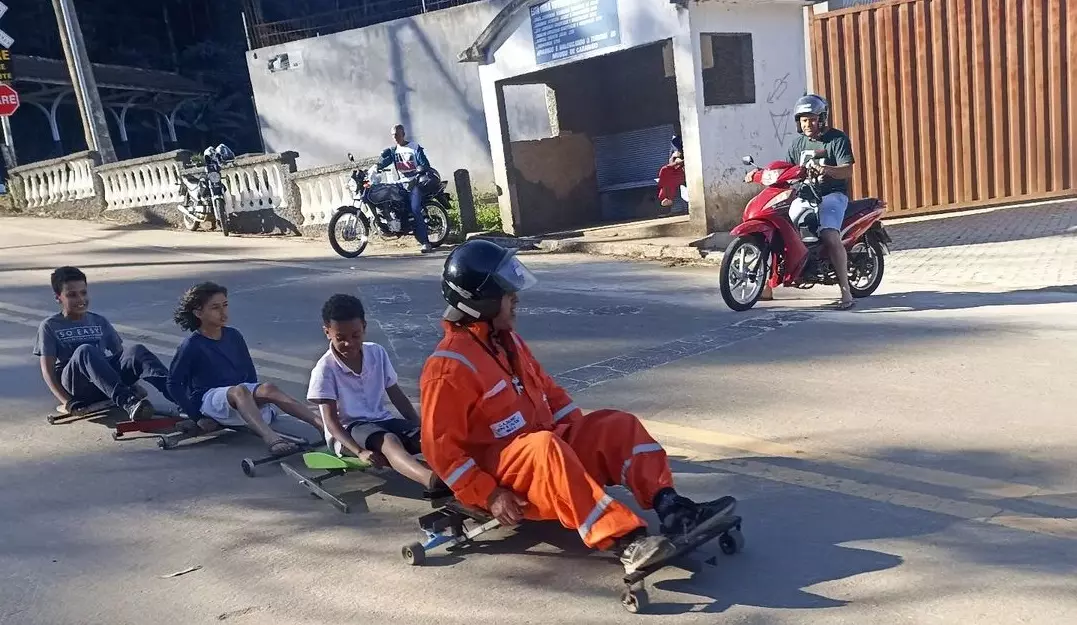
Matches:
[809,0,1077,217]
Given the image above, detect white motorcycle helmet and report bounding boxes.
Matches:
[215,144,236,162]
[793,94,830,134]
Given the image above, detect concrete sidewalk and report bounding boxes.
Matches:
[525,200,1077,280]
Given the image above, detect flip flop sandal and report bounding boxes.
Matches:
[269,439,300,457]
[835,299,855,310]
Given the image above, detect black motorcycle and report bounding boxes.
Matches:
[177,144,236,237]
[327,155,452,258]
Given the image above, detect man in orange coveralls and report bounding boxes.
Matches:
[420,240,737,574]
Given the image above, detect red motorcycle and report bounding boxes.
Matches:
[718,153,892,311]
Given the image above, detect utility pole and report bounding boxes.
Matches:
[51,0,116,163]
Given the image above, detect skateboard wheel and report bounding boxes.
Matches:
[241,459,256,477]
[111,432,122,441]
[401,542,426,566]
[719,528,745,555]
[620,588,649,614]
[46,415,58,425]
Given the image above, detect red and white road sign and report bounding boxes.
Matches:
[0,84,18,117]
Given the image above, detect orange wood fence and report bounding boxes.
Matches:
[810,0,1077,217]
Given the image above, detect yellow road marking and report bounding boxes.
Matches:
[642,418,1067,501]
[661,445,1077,541]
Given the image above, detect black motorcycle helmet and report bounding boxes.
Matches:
[416,168,442,196]
[442,239,537,322]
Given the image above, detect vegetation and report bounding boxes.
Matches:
[446,191,502,234]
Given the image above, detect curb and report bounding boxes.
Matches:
[534,238,722,263]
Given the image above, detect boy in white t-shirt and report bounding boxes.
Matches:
[307,294,449,497]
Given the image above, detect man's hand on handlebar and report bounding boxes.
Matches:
[744,169,760,184]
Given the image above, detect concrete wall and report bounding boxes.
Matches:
[508,132,598,234]
[245,0,510,192]
[687,1,808,230]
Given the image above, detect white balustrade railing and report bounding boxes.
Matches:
[8,149,403,232]
[11,151,100,209]
[97,150,191,211]
[294,163,359,226]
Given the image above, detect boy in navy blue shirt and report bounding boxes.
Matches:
[33,266,172,420]
[167,282,323,456]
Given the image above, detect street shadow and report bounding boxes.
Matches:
[854,285,1077,313]
[885,201,1077,252]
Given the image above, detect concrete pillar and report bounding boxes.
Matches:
[0,117,15,169]
[52,0,118,162]
[670,10,711,235]
[479,70,520,235]
[454,169,478,234]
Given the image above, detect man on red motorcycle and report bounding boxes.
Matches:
[746,94,856,309]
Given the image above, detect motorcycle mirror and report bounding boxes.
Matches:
[347,153,355,162]
[742,156,755,166]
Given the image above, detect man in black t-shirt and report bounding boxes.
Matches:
[747,94,856,309]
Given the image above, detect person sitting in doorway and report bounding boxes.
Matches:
[657,134,686,211]
[167,281,324,456]
[307,293,450,498]
[419,239,738,574]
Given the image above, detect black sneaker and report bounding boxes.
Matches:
[618,533,676,575]
[659,495,737,541]
[423,476,453,500]
[125,398,155,422]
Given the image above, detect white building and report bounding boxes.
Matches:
[462,0,812,236]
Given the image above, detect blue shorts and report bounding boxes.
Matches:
[792,192,849,232]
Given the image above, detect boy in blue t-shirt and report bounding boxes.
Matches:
[167,282,323,457]
[33,266,172,420]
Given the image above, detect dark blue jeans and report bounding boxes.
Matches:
[61,343,172,408]
[408,185,429,245]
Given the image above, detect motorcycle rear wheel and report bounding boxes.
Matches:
[328,206,371,258]
[720,235,769,311]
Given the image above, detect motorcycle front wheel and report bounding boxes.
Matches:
[719,235,769,311]
[422,201,451,248]
[848,238,885,298]
[213,198,230,237]
[328,206,371,258]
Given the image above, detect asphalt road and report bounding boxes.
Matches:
[1,214,1075,625]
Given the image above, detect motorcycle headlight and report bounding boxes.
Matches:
[208,171,222,183]
[347,178,359,193]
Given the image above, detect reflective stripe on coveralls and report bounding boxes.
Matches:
[444,457,477,487]
[621,443,665,485]
[578,494,615,541]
